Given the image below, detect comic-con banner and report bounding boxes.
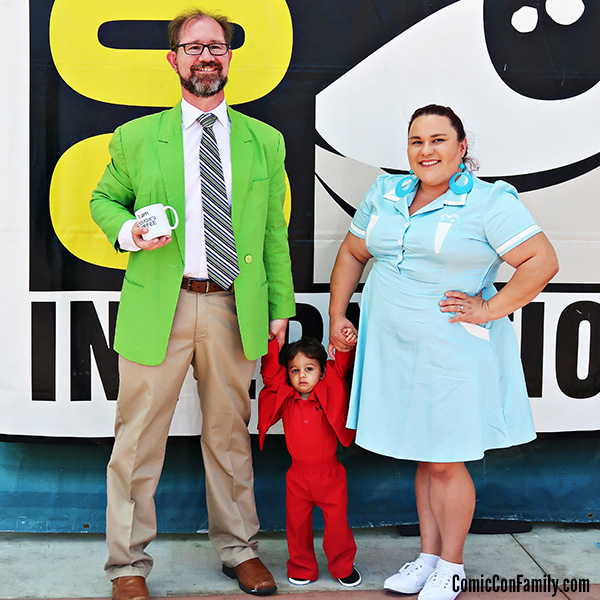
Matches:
[1,0,599,436]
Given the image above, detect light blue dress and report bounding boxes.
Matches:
[347,175,539,462]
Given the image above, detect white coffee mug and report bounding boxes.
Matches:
[135,204,179,241]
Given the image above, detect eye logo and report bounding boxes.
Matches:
[485,0,598,100]
[316,0,600,177]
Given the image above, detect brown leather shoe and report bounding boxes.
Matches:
[112,576,150,600]
[222,557,277,595]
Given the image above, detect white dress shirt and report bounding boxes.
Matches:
[117,98,232,279]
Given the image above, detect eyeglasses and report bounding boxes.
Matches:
[173,42,230,56]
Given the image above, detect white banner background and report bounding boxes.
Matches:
[1,0,599,437]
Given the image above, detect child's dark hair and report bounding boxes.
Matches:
[280,336,327,371]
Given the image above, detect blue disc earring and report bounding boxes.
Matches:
[395,170,419,197]
[449,163,473,195]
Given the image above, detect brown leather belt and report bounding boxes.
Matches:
[181,277,231,293]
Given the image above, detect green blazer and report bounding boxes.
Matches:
[91,103,295,365]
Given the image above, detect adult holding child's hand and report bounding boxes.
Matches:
[328,104,558,600]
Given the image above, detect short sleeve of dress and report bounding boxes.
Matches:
[349,175,386,239]
[482,181,542,257]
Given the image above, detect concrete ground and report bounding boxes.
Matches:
[0,523,598,599]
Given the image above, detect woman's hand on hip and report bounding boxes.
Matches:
[440,291,492,324]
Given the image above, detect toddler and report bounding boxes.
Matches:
[258,332,360,587]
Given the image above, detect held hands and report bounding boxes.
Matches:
[268,318,289,349]
[328,315,358,358]
[342,326,358,345]
[132,223,172,251]
[439,290,492,324]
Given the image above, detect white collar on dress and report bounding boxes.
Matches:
[382,186,468,206]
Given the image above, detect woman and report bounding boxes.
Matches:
[328,105,558,600]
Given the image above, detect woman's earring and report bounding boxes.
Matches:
[449,163,473,195]
[395,170,419,197]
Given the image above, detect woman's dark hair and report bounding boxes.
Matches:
[280,337,327,372]
[408,104,479,171]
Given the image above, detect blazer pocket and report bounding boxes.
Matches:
[123,274,145,288]
[251,179,269,191]
[247,180,270,229]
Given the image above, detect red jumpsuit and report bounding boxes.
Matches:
[258,339,356,581]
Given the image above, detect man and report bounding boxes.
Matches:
[90,8,295,600]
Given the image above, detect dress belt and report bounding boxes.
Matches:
[181,277,232,293]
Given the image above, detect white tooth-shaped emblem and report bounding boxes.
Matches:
[434,222,452,254]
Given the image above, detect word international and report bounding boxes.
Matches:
[454,574,590,596]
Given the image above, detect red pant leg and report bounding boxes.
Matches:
[285,468,319,580]
[312,461,356,579]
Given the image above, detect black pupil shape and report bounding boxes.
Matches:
[484,1,600,100]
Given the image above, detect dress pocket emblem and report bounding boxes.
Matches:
[434,222,451,254]
[434,214,460,254]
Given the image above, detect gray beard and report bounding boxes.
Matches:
[180,64,228,98]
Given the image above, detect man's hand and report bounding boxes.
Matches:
[268,318,288,349]
[132,223,172,251]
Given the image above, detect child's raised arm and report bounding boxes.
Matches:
[257,338,285,449]
[260,338,284,385]
[329,332,356,378]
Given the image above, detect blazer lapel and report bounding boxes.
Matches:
[157,102,185,263]
[228,107,253,231]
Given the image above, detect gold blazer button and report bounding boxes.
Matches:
[244,255,253,264]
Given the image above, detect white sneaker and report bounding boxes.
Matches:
[288,577,313,585]
[418,565,464,600]
[384,558,436,594]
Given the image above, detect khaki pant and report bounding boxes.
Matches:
[105,289,259,580]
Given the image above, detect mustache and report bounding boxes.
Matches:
[191,61,221,72]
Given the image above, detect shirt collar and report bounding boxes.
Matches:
[181,98,230,131]
[290,384,325,403]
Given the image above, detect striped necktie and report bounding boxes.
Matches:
[197,113,239,289]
